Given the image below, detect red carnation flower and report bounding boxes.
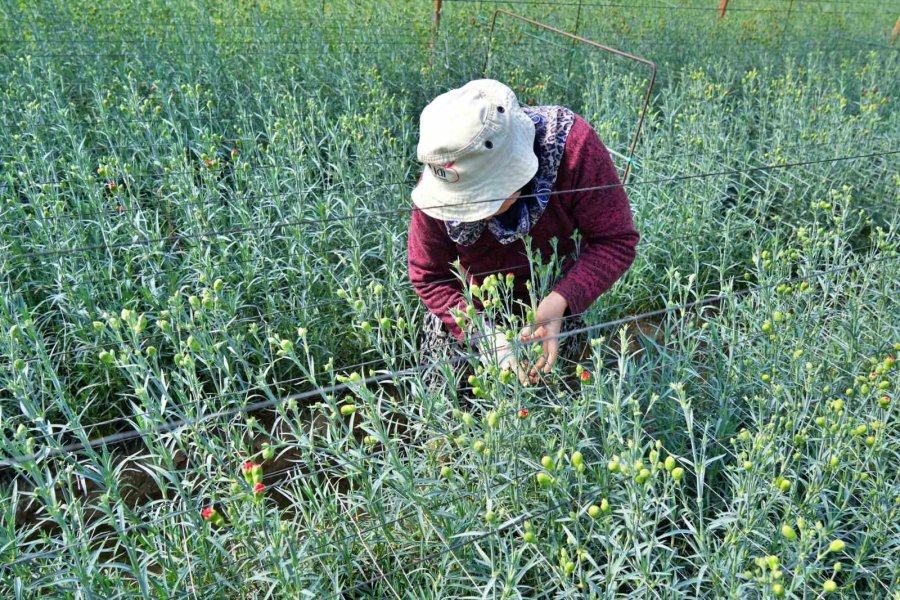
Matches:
[518,408,528,419]
[230,148,239,158]
[201,506,214,520]
[242,461,257,473]
[204,159,216,167]
[253,482,266,494]
[107,181,117,190]
[580,370,591,382]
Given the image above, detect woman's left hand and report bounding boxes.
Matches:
[519,291,568,383]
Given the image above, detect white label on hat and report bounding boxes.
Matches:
[428,161,460,184]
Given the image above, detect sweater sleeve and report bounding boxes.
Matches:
[552,116,640,316]
[408,206,469,342]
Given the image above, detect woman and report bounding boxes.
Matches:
[408,79,639,392]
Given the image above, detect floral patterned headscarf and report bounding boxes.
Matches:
[444,105,576,246]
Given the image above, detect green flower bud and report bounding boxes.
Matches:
[571,451,583,468]
[781,524,797,541]
[261,444,275,461]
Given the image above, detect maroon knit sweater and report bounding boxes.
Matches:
[407,112,640,344]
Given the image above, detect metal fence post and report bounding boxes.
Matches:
[718,0,729,19]
[429,0,443,67]
[566,0,584,79]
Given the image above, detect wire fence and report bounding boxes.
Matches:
[5,271,894,583]
[4,288,892,593]
[3,147,896,264]
[2,148,895,381]
[3,247,896,471]
[3,145,895,375]
[440,0,894,16]
[2,3,898,592]
[1,135,886,231]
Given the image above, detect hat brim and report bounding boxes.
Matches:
[411,116,539,223]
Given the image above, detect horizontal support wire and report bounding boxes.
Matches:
[3,249,897,470]
[3,147,897,264]
[0,135,867,229]
[11,236,896,453]
[440,0,891,16]
[3,154,895,369]
[4,151,895,373]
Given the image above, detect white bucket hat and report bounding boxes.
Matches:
[411,79,538,223]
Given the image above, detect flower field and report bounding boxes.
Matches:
[1,0,899,597]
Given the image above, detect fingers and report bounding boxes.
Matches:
[511,359,530,385]
[520,325,547,343]
[517,363,530,386]
[528,344,558,377]
[529,355,545,377]
[543,339,559,374]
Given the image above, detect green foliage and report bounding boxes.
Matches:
[0,0,899,597]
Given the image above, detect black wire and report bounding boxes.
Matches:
[0,40,424,61]
[4,147,897,264]
[14,260,895,464]
[3,249,896,470]
[440,0,892,16]
[5,153,894,374]
[0,22,415,42]
[4,213,759,368]
[1,135,868,229]
[840,38,900,51]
